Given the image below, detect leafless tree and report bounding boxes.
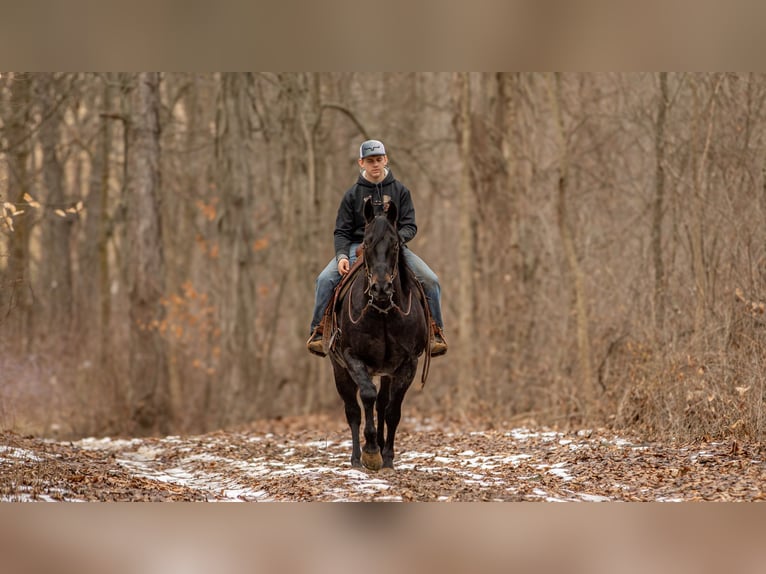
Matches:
[125,72,170,435]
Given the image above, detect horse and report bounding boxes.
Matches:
[328,199,430,471]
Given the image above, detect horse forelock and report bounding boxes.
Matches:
[364,214,398,252]
[362,214,417,295]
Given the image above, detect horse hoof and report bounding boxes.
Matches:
[380,466,395,475]
[361,451,383,471]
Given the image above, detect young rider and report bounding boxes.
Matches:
[306,139,448,357]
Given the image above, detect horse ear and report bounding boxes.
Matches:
[386,201,397,226]
[364,198,374,224]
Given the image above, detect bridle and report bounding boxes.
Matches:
[348,221,412,323]
[364,234,399,313]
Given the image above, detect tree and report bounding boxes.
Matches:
[455,72,477,413]
[547,72,594,414]
[211,73,259,427]
[37,73,74,336]
[652,72,668,333]
[2,73,34,351]
[126,72,170,435]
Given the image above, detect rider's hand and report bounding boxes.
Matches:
[338,258,350,276]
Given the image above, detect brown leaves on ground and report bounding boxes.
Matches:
[2,413,766,502]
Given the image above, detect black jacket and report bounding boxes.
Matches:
[333,169,417,261]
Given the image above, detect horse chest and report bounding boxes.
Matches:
[356,344,396,376]
[342,332,395,372]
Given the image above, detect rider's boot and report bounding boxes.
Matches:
[306,320,327,357]
[430,321,448,357]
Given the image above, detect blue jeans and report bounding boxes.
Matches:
[310,243,444,334]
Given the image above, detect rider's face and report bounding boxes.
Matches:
[358,155,388,182]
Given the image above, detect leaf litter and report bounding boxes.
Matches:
[2,413,765,502]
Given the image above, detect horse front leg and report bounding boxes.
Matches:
[377,376,391,452]
[381,360,417,470]
[332,362,362,468]
[343,352,382,471]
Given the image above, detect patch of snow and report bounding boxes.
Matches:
[0,445,43,461]
[546,462,573,481]
[399,451,434,460]
[74,436,143,451]
[609,437,635,448]
[303,440,334,448]
[577,493,611,502]
[507,428,540,440]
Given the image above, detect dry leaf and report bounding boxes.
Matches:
[23,193,41,208]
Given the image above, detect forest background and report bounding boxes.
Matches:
[1,72,765,441]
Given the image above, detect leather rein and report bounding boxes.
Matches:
[348,240,413,324]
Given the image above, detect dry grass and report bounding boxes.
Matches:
[604,307,766,442]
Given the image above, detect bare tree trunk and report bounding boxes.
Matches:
[214,73,258,427]
[38,73,74,336]
[296,73,322,414]
[126,72,170,435]
[3,73,34,352]
[652,72,668,333]
[455,72,476,413]
[495,72,520,392]
[97,79,115,365]
[82,78,106,349]
[686,75,723,346]
[547,72,594,413]
[161,74,206,429]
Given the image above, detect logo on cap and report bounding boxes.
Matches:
[360,140,386,158]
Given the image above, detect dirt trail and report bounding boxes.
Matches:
[1,414,764,501]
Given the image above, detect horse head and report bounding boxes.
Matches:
[363,199,400,312]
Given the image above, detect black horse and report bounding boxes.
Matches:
[328,200,430,471]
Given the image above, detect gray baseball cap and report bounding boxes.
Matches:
[359,139,386,158]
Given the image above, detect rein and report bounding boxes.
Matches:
[347,262,413,324]
[348,238,413,323]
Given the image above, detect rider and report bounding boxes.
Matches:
[306,139,448,358]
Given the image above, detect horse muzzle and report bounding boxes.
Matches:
[369,281,394,312]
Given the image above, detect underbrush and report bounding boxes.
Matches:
[605,304,766,442]
[4,298,766,443]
